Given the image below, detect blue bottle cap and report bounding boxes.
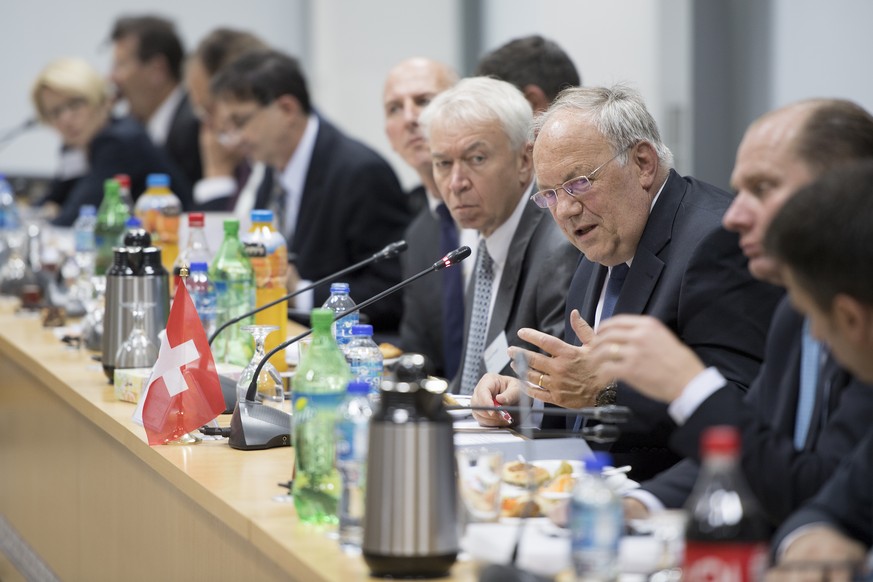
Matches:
[330,282,350,293]
[189,262,208,272]
[251,209,273,223]
[125,216,142,228]
[146,173,170,188]
[351,324,373,336]
[347,381,370,395]
[80,205,97,217]
[583,451,613,473]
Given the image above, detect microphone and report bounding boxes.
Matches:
[226,245,471,450]
[0,117,38,153]
[210,239,407,413]
[208,239,407,346]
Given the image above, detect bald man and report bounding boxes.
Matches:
[383,58,467,378]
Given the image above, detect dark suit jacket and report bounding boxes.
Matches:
[450,198,580,392]
[640,297,873,527]
[255,116,411,332]
[162,92,201,209]
[546,170,783,482]
[45,117,189,226]
[398,199,448,376]
[773,427,873,553]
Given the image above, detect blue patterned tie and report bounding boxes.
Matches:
[794,319,822,450]
[460,238,493,395]
[573,263,629,431]
[436,204,464,381]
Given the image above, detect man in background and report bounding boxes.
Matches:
[475,35,580,112]
[185,28,270,215]
[420,77,579,394]
[212,49,410,332]
[383,58,466,378]
[109,15,200,204]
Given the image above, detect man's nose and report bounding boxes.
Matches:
[723,192,754,233]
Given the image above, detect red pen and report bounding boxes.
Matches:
[493,398,513,423]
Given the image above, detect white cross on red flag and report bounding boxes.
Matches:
[140,279,225,445]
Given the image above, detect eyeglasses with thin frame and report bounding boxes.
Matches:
[45,97,90,123]
[530,146,630,208]
[217,103,269,147]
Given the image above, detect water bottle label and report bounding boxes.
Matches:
[349,360,382,389]
[684,541,768,582]
[243,241,268,258]
[336,419,369,462]
[335,313,359,345]
[570,504,622,554]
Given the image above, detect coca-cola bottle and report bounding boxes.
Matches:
[684,426,770,582]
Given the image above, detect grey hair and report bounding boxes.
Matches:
[419,76,532,152]
[531,84,673,168]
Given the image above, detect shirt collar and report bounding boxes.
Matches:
[147,86,184,146]
[280,114,320,195]
[482,185,530,270]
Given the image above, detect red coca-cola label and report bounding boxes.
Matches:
[684,541,768,582]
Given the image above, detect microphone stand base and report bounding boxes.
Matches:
[228,401,292,450]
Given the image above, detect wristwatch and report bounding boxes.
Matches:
[595,381,618,406]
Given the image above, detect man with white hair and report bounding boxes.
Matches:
[471,85,782,480]
[420,77,579,394]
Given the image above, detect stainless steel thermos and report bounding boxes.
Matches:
[362,354,459,578]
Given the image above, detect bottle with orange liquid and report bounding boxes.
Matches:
[243,209,288,373]
[133,173,182,279]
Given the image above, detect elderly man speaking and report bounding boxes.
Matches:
[472,85,783,481]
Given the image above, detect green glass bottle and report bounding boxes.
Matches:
[94,179,130,275]
[292,308,350,525]
[208,219,255,366]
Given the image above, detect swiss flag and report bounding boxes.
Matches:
[138,279,225,445]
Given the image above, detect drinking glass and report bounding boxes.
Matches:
[115,302,158,369]
[236,325,284,409]
[457,448,503,526]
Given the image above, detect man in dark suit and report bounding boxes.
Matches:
[212,49,411,332]
[764,162,873,577]
[109,15,199,207]
[472,85,782,482]
[383,58,462,377]
[419,77,579,395]
[185,28,271,215]
[586,99,873,526]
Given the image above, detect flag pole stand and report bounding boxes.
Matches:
[164,266,203,446]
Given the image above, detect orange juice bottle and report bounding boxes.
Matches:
[133,173,182,282]
[243,209,288,373]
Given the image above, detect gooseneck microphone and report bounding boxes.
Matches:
[208,240,407,346]
[226,245,471,450]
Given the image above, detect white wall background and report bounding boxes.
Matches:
[1,0,873,191]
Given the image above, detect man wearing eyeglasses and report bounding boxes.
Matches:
[471,85,782,481]
[419,77,579,395]
[211,49,411,332]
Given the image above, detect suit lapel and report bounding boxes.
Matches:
[486,202,541,344]
[291,114,331,250]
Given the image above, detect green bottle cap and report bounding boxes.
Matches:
[104,179,119,196]
[223,219,240,236]
[311,308,334,330]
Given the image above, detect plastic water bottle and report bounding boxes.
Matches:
[322,282,359,347]
[186,262,217,337]
[73,205,97,278]
[570,452,623,581]
[336,380,373,551]
[209,219,255,366]
[134,173,182,274]
[0,173,21,231]
[174,212,212,293]
[94,179,130,275]
[344,324,383,392]
[292,308,350,524]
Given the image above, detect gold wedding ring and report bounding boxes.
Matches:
[537,372,545,388]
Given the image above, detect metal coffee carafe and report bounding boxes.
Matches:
[102,247,135,382]
[362,354,458,578]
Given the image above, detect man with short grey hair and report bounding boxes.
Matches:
[472,85,783,481]
[420,77,579,394]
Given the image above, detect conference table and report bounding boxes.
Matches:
[0,304,487,581]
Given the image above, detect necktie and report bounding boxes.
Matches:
[270,177,288,240]
[794,319,822,450]
[573,263,629,431]
[460,238,494,395]
[436,204,464,380]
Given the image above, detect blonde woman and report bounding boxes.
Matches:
[32,57,188,225]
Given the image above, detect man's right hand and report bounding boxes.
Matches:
[200,124,241,178]
[471,373,519,427]
[766,526,866,582]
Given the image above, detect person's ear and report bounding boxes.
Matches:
[521,84,550,113]
[631,141,659,190]
[274,94,302,119]
[518,142,534,186]
[831,294,873,345]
